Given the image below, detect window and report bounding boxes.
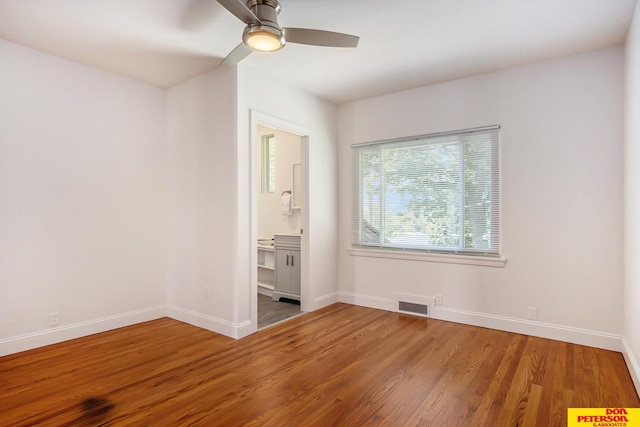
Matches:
[261,134,276,193]
[352,126,500,257]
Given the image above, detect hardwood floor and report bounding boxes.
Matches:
[1,303,638,426]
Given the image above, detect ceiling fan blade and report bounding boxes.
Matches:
[216,0,260,25]
[283,28,359,48]
[221,43,253,66]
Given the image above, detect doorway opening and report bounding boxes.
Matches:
[250,111,310,331]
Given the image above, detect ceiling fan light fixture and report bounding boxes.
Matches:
[217,0,359,66]
[243,26,284,52]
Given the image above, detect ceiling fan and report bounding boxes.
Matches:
[217,0,360,65]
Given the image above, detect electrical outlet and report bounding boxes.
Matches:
[49,312,59,327]
[435,294,442,306]
[528,306,537,321]
[204,286,210,298]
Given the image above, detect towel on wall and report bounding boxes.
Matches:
[282,193,293,217]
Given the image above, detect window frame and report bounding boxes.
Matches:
[261,134,276,193]
[350,126,505,267]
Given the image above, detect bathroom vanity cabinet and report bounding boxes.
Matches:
[273,234,301,302]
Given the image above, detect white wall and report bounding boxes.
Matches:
[0,27,631,366]
[165,66,242,336]
[0,40,168,355]
[0,42,339,349]
[624,2,640,394]
[257,125,301,239]
[238,65,339,322]
[338,46,625,350]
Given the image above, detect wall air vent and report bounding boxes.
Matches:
[398,301,429,318]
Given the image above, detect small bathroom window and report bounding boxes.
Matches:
[261,134,276,193]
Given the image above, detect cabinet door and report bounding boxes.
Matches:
[289,250,301,294]
[275,249,292,292]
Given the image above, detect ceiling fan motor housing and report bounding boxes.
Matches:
[243,0,285,49]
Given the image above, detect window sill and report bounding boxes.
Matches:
[347,247,507,268]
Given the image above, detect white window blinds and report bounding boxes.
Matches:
[352,126,500,256]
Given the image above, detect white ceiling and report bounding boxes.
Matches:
[0,0,637,104]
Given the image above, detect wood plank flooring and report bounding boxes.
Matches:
[1,303,638,426]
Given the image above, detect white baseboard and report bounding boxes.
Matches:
[622,338,640,397]
[337,291,623,352]
[433,306,622,352]
[2,296,627,362]
[312,291,339,310]
[0,306,166,357]
[166,305,251,339]
[338,291,394,311]
[236,319,254,339]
